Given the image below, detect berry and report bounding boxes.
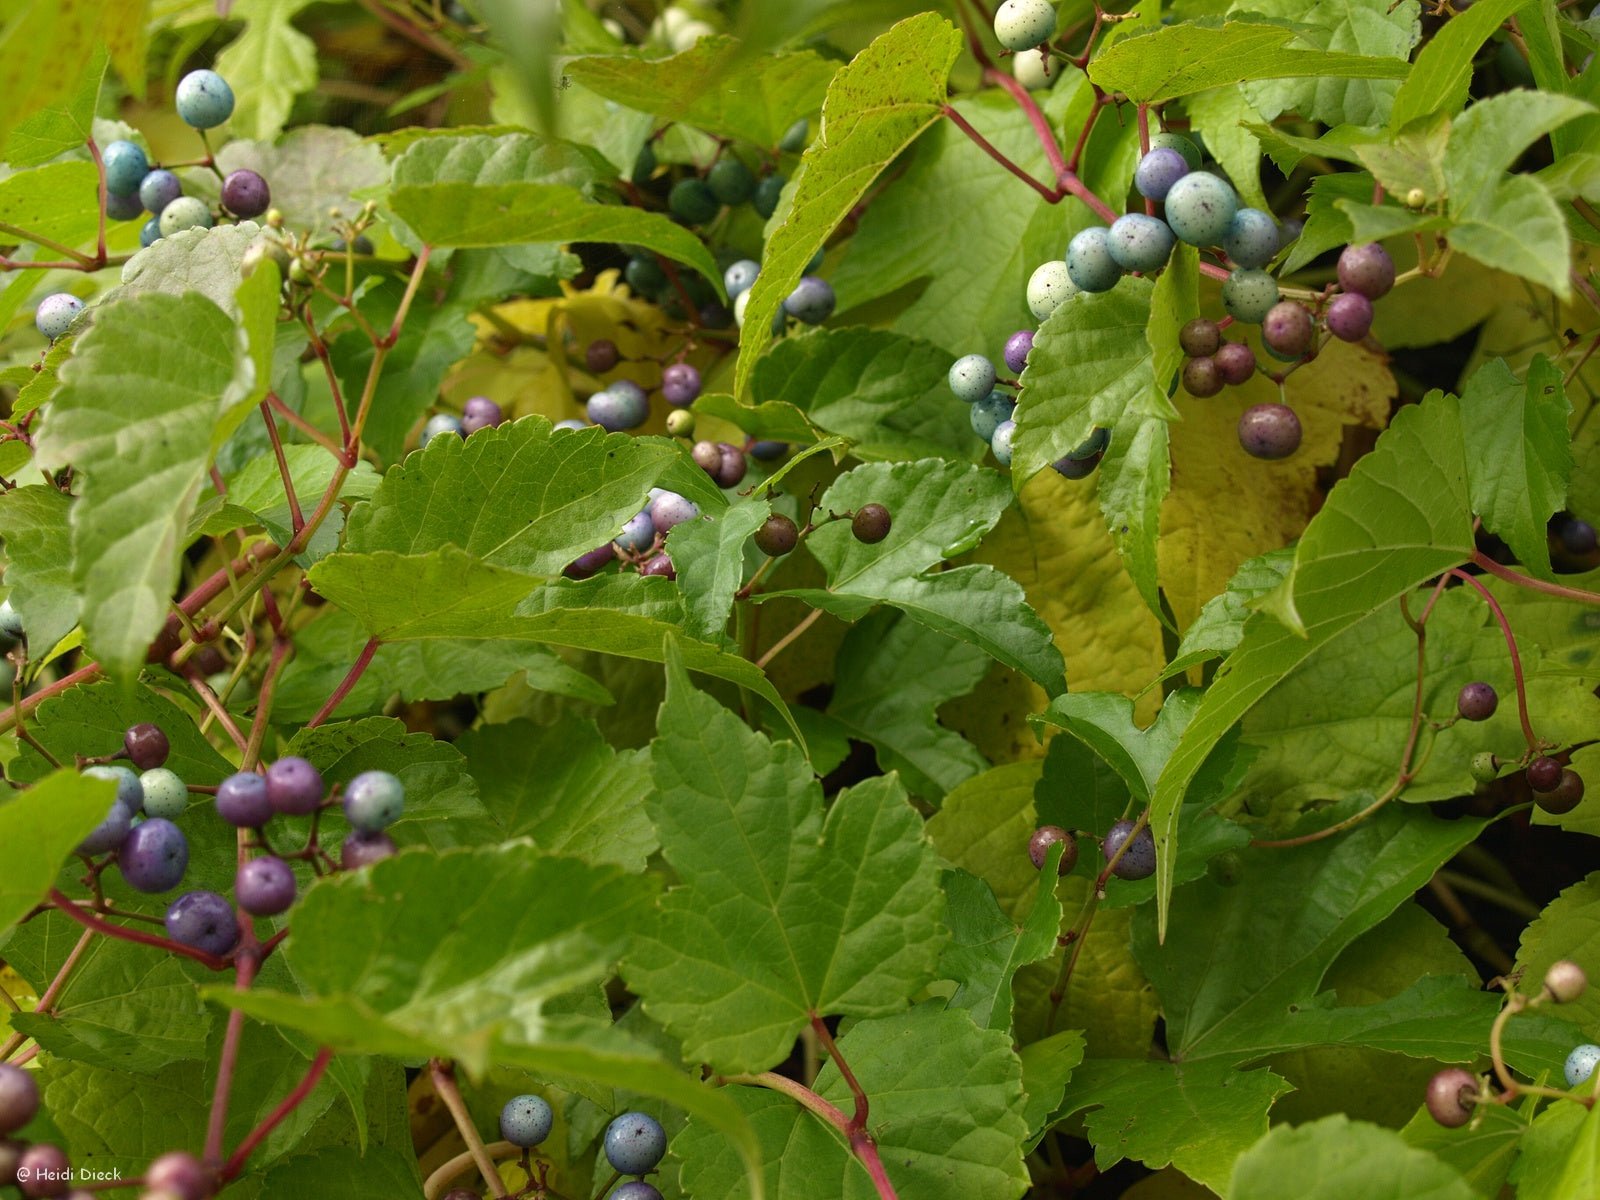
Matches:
[753,173,786,218]
[1148,132,1202,171]
[1456,682,1498,722]
[118,819,189,894]
[564,544,615,578]
[1026,260,1077,321]
[461,396,504,437]
[669,177,719,224]
[604,1112,667,1176]
[124,722,170,770]
[1528,756,1564,792]
[1561,518,1598,554]
[34,293,83,340]
[343,770,405,832]
[1425,1068,1478,1127]
[693,440,724,475]
[1324,291,1374,343]
[332,234,375,256]
[0,599,21,639]
[421,413,464,445]
[553,418,588,433]
[236,855,297,916]
[713,443,748,488]
[1053,452,1102,480]
[588,383,650,432]
[1544,960,1588,1004]
[1222,208,1280,270]
[586,339,620,373]
[1163,172,1238,247]
[1003,329,1034,373]
[1068,427,1110,460]
[1179,318,1220,358]
[1469,752,1500,785]
[783,276,835,324]
[140,768,189,820]
[1028,825,1078,874]
[724,260,760,299]
[103,140,150,197]
[949,354,997,403]
[164,891,240,958]
[85,764,145,815]
[265,756,325,816]
[106,188,144,221]
[1207,850,1245,887]
[1262,301,1314,358]
[1565,1043,1600,1087]
[639,552,676,579]
[341,830,397,870]
[750,440,789,461]
[78,797,133,857]
[616,510,656,554]
[1221,269,1280,324]
[216,771,273,828]
[1013,48,1056,89]
[139,170,183,216]
[220,169,270,218]
[1337,243,1396,299]
[665,408,695,438]
[631,142,656,185]
[780,118,809,153]
[1538,769,1586,815]
[17,1143,68,1197]
[1102,819,1156,880]
[708,158,755,206]
[1135,147,1189,202]
[852,503,893,544]
[1066,226,1120,293]
[175,70,236,129]
[499,1095,553,1148]
[754,514,799,557]
[970,391,1016,441]
[158,196,213,237]
[144,1151,208,1200]
[662,363,701,407]
[1106,213,1175,274]
[991,419,1017,467]
[1182,356,1223,398]
[0,1063,39,1134]
[649,490,700,534]
[994,0,1057,51]
[625,256,668,296]
[1214,341,1257,385]
[1238,403,1302,460]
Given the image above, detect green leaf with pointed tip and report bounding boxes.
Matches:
[34,290,253,680]
[1230,1116,1477,1200]
[676,1005,1031,1200]
[1400,1095,1528,1197]
[3,45,104,168]
[213,0,318,142]
[1161,547,1295,681]
[0,485,79,657]
[385,131,616,198]
[1445,91,1595,212]
[211,443,379,565]
[940,855,1063,1031]
[1186,88,1272,212]
[1448,173,1574,297]
[1390,0,1534,129]
[1515,872,1600,1038]
[691,393,821,445]
[0,769,116,941]
[1512,1099,1595,1200]
[1032,690,1200,802]
[563,38,837,147]
[1243,0,1421,128]
[666,497,771,642]
[456,717,657,871]
[622,656,945,1073]
[1147,394,1475,939]
[734,13,962,397]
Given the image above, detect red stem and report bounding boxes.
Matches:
[0,662,103,733]
[984,68,1068,180]
[810,1015,868,1131]
[1058,171,1120,224]
[219,1047,334,1181]
[259,404,304,534]
[85,138,109,264]
[1471,550,1600,605]
[306,637,380,728]
[1137,105,1156,217]
[204,948,260,1166]
[50,889,228,970]
[1450,569,1540,751]
[943,106,1063,203]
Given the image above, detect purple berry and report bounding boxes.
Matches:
[236,856,297,916]
[1337,243,1396,299]
[1425,1068,1478,1128]
[1135,146,1190,201]
[612,1186,664,1200]
[1003,329,1034,374]
[1053,452,1102,479]
[0,1064,39,1134]
[265,756,324,816]
[17,1144,68,1197]
[564,543,616,580]
[713,443,747,488]
[692,440,722,475]
[1261,301,1314,359]
[1528,756,1564,792]
[220,169,270,219]
[1456,682,1498,722]
[588,381,649,431]
[1561,518,1598,555]
[662,363,702,406]
[138,169,183,216]
[1324,291,1374,342]
[77,797,133,857]
[124,722,169,770]
[1179,318,1220,358]
[144,1151,209,1200]
[441,1192,481,1200]
[460,396,503,436]
[164,891,239,957]
[1538,769,1585,815]
[648,490,699,533]
[1102,819,1156,880]
[1182,356,1222,398]
[586,340,620,373]
[343,770,404,831]
[615,510,656,554]
[106,188,143,221]
[1238,403,1302,460]
[640,553,676,580]
[341,830,397,870]
[1028,825,1078,874]
[118,818,189,894]
[216,771,273,827]
[1214,341,1256,385]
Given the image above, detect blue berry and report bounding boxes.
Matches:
[499,1095,554,1148]
[106,189,143,221]
[1054,453,1101,479]
[1562,518,1598,555]
[1148,132,1202,171]
[165,890,240,957]
[102,140,149,197]
[753,174,786,218]
[421,413,464,445]
[266,756,324,816]
[604,1112,667,1176]
[707,158,755,206]
[1222,208,1280,270]
[1067,227,1120,293]
[970,392,1016,442]
[611,1185,663,1200]
[1027,260,1076,320]
[949,354,997,403]
[1135,148,1189,201]
[216,771,273,828]
[783,276,835,324]
[1565,1043,1600,1087]
[615,510,656,554]
[77,798,133,856]
[85,764,144,815]
[158,196,213,237]
[118,818,189,894]
[750,440,789,461]
[1163,171,1238,247]
[1069,427,1110,461]
[175,70,236,130]
[140,768,189,820]
[724,259,760,299]
[588,382,650,431]
[991,419,1017,467]
[1221,268,1280,323]
[669,178,719,224]
[139,169,183,216]
[1003,330,1034,374]
[35,293,83,340]
[1103,818,1156,880]
[343,770,405,832]
[662,363,701,406]
[994,0,1057,50]
[236,855,296,916]
[1107,213,1175,273]
[648,490,699,533]
[140,217,163,248]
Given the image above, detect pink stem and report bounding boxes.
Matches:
[219,1047,334,1181]
[943,106,1063,202]
[1451,570,1540,751]
[307,637,380,728]
[984,67,1068,179]
[259,403,305,534]
[1472,550,1600,606]
[204,948,260,1166]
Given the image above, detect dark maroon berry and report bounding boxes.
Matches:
[118,818,189,893]
[1214,341,1256,385]
[852,503,892,544]
[1102,819,1156,880]
[1425,1068,1478,1128]
[215,771,273,828]
[1261,300,1314,358]
[1028,825,1078,874]
[144,1151,209,1200]
[220,169,271,219]
[692,440,722,474]
[341,830,397,870]
[264,756,324,816]
[1538,769,1586,815]
[753,514,799,557]
[1456,682,1498,721]
[1528,756,1564,793]
[124,722,169,770]
[662,363,701,406]
[1182,355,1222,398]
[193,644,227,675]
[164,891,240,958]
[460,396,503,436]
[586,339,620,373]
[1324,291,1374,342]
[713,443,748,488]
[1337,243,1396,300]
[1178,317,1220,358]
[236,855,297,916]
[0,1063,39,1134]
[1003,329,1034,373]
[640,553,676,580]
[17,1144,68,1197]
[1053,452,1102,480]
[563,543,615,580]
[1238,403,1302,460]
[1561,518,1598,555]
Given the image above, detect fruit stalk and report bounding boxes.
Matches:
[429,1059,511,1198]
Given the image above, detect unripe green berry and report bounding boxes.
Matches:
[1468,752,1499,785]
[665,409,694,437]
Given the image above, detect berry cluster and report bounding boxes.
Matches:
[434,1100,667,1200]
[1455,678,1587,814]
[421,397,507,445]
[1026,818,1156,882]
[943,345,1108,476]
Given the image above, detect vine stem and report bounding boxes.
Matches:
[984,67,1068,180]
[943,106,1062,202]
[49,889,227,970]
[1471,550,1600,605]
[0,663,104,734]
[810,1015,868,1129]
[1450,569,1539,752]
[259,403,304,534]
[307,637,380,728]
[422,1142,520,1200]
[756,607,823,669]
[0,929,93,1062]
[219,1047,335,1181]
[204,947,260,1166]
[430,1059,510,1198]
[720,1072,899,1200]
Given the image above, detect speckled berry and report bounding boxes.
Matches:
[1221,268,1280,323]
[85,764,144,815]
[1325,291,1374,342]
[1066,226,1120,293]
[615,510,656,554]
[1107,213,1175,274]
[34,293,83,340]
[1565,1043,1600,1087]
[990,419,1017,467]
[1102,819,1156,880]
[140,768,189,820]
[1003,330,1034,373]
[102,141,149,196]
[1238,403,1302,460]
[1027,260,1077,321]
[1163,171,1238,247]
[949,354,997,402]
[603,1112,668,1176]
[1338,243,1396,299]
[994,0,1057,50]
[1028,825,1078,874]
[1261,301,1314,358]
[1179,318,1220,358]
[1456,682,1498,722]
[1222,208,1280,270]
[970,391,1016,441]
[1469,752,1500,785]
[649,490,700,534]
[1182,356,1222,398]
[1214,341,1257,385]
[343,770,405,832]
[175,70,236,129]
[499,1095,554,1148]
[139,169,183,216]
[158,196,213,237]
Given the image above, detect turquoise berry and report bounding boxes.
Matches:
[991,419,1017,467]
[140,217,163,248]
[1068,427,1110,461]
[158,196,213,237]
[85,764,145,815]
[971,391,1016,442]
[421,413,464,445]
[1222,208,1281,270]
[949,354,997,403]
[139,169,183,216]
[175,69,236,130]
[1148,132,1202,171]
[723,259,760,299]
[1107,213,1175,274]
[1163,171,1238,247]
[342,770,405,832]
[1066,226,1120,293]
[1221,268,1281,323]
[102,140,149,197]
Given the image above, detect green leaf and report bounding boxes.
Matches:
[1185,89,1272,212]
[1148,394,1475,938]
[676,1005,1031,1200]
[258,1147,424,1200]
[1033,690,1198,802]
[456,717,657,871]
[1353,112,1452,203]
[1390,0,1535,129]
[1087,19,1412,103]
[1230,1116,1477,1200]
[34,291,253,680]
[116,221,276,318]
[3,45,104,168]
[691,393,821,446]
[1515,872,1600,1036]
[0,485,80,657]
[1244,0,1421,128]
[1400,1094,1529,1197]
[622,656,945,1073]
[213,0,318,142]
[1513,1099,1595,1200]
[216,126,389,240]
[563,38,837,147]
[665,497,771,642]
[213,443,379,565]
[1444,90,1595,212]
[1162,546,1295,680]
[1449,173,1574,300]
[733,13,962,397]
[0,161,103,251]
[941,859,1063,1031]
[0,1,143,149]
[0,769,116,941]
